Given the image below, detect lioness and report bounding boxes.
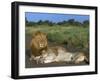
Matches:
[39,46,71,64]
[30,31,48,57]
[72,52,89,64]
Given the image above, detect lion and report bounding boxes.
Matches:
[72,52,89,64]
[39,46,70,64]
[30,31,48,57]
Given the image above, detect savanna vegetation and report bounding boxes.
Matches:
[25,18,89,52]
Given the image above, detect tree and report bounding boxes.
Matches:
[25,17,28,24]
[37,20,54,26]
[67,19,82,26]
[67,19,75,25]
[57,21,69,26]
[83,20,89,27]
[37,20,43,25]
[73,21,82,26]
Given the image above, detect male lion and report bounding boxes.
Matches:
[30,31,48,57]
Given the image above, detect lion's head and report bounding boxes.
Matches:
[33,31,47,49]
[30,31,48,56]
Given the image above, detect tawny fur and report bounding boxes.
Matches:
[72,52,89,64]
[30,31,48,57]
[40,47,71,63]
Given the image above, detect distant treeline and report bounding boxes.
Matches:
[25,18,89,27]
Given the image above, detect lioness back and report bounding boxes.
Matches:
[30,31,48,56]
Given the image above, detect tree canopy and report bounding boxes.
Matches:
[25,18,89,27]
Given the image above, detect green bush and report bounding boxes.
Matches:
[47,32,66,43]
[26,25,89,50]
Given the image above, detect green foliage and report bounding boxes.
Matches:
[48,32,66,43]
[26,25,89,50]
[83,20,89,27]
[25,19,89,27]
[25,17,28,25]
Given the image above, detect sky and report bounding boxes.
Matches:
[25,12,89,23]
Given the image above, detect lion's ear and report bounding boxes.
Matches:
[36,31,47,36]
[35,31,41,35]
[32,31,40,38]
[32,31,47,38]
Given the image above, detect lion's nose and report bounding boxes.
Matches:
[40,44,44,47]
